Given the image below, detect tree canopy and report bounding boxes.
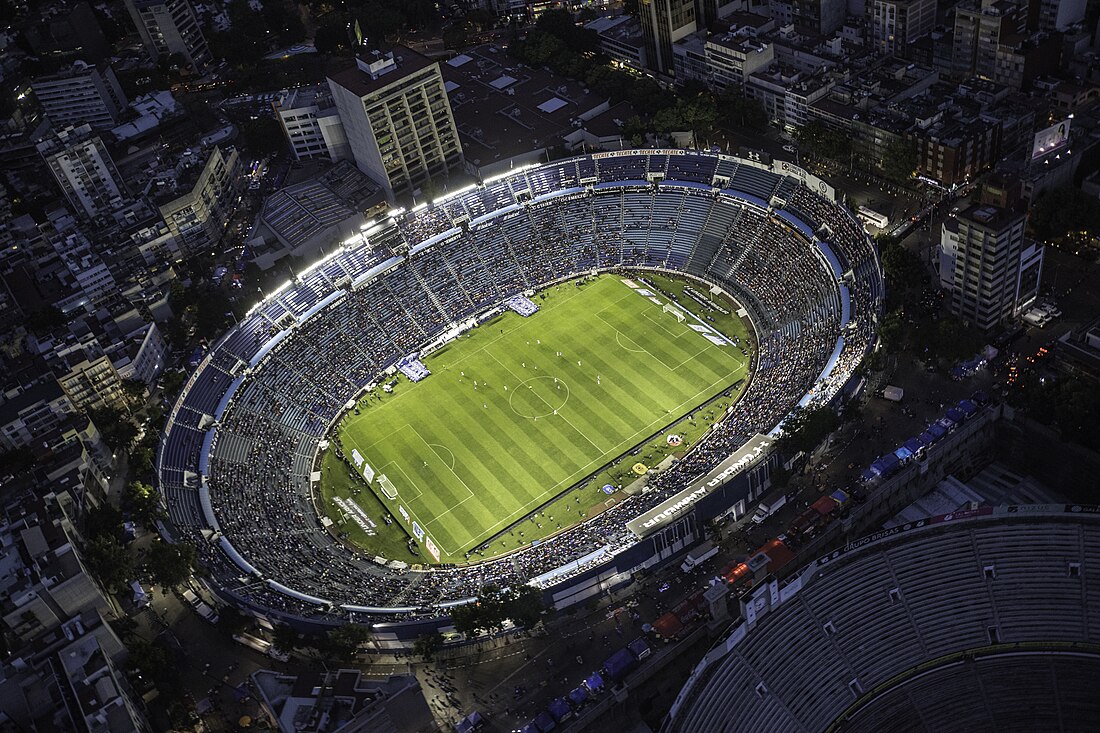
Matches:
[449,583,545,636]
[145,540,195,589]
[776,405,840,456]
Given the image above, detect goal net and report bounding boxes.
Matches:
[663,303,686,323]
[378,474,398,500]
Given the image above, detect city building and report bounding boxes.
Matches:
[273,87,351,163]
[866,0,936,55]
[1038,0,1085,32]
[123,0,211,72]
[705,28,776,90]
[440,45,625,176]
[792,0,848,35]
[153,146,243,254]
[584,14,648,71]
[939,202,1043,331]
[328,47,464,201]
[252,669,433,733]
[993,31,1063,90]
[0,380,74,451]
[21,1,110,63]
[108,321,168,387]
[51,337,127,412]
[31,61,127,130]
[58,634,149,732]
[639,0,697,75]
[952,0,1026,80]
[38,125,127,219]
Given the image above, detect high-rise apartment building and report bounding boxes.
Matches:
[124,0,211,71]
[793,0,848,35]
[939,203,1043,331]
[37,125,126,219]
[31,61,127,130]
[327,47,464,201]
[952,0,1026,79]
[1038,0,1085,31]
[639,0,697,75]
[867,0,937,55]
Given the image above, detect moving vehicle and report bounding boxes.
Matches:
[751,495,788,524]
[680,540,719,571]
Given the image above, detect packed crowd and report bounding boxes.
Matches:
[159,151,882,621]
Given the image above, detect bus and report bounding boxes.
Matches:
[857,207,889,230]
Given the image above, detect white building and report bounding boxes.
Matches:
[124,0,211,71]
[327,47,464,201]
[38,125,126,219]
[31,61,127,130]
[272,87,351,163]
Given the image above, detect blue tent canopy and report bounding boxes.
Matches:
[548,698,572,722]
[903,438,924,454]
[585,673,605,693]
[946,407,966,423]
[927,423,948,441]
[894,446,913,461]
[957,399,978,416]
[569,686,589,706]
[520,724,539,733]
[971,390,990,405]
[534,711,557,732]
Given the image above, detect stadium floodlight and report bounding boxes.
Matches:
[435,183,477,207]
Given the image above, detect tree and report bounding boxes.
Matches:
[272,624,300,653]
[313,14,353,55]
[776,405,840,456]
[84,535,134,592]
[127,481,165,529]
[880,137,918,184]
[324,623,372,658]
[449,583,545,636]
[718,87,768,131]
[160,369,187,401]
[146,540,196,589]
[412,631,444,661]
[27,305,65,332]
[796,121,851,161]
[1029,186,1100,242]
[88,406,139,450]
[239,116,286,158]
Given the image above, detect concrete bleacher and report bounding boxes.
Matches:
[158,149,882,620]
[666,513,1100,733]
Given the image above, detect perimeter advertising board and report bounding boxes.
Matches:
[627,434,773,538]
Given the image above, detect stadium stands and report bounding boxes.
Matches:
[157,150,882,621]
[664,511,1100,733]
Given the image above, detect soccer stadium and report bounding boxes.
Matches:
[663,507,1100,733]
[157,149,884,621]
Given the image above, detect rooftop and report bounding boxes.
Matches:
[327,46,438,99]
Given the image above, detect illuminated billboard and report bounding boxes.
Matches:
[1032,120,1070,160]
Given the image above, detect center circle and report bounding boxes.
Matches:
[508,376,570,419]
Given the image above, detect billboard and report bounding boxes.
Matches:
[424,535,441,562]
[1031,120,1070,160]
[362,462,375,484]
[626,434,773,537]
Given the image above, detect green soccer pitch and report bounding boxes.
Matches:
[321,273,752,563]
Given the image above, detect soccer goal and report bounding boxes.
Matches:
[663,303,686,323]
[378,474,398,500]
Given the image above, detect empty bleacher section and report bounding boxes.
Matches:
[157,150,882,621]
[665,512,1100,733]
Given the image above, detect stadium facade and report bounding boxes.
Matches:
[157,150,884,631]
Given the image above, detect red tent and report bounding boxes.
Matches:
[654,611,684,639]
[811,495,838,516]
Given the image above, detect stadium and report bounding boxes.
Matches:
[663,507,1100,733]
[157,149,884,624]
